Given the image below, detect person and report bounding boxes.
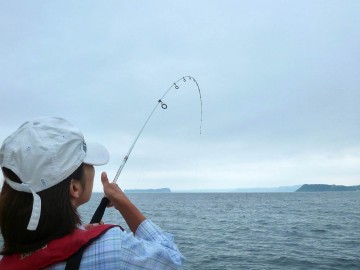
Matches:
[0,117,184,270]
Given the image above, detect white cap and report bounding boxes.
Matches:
[0,117,109,230]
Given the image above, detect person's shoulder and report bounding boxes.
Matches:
[97,225,124,240]
[44,226,126,270]
[79,226,125,266]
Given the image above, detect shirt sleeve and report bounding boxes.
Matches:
[119,219,185,269]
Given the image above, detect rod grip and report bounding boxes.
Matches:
[90,197,110,224]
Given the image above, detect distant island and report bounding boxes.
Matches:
[296,184,360,192]
[124,188,171,193]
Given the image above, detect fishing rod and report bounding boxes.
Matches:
[90,76,202,223]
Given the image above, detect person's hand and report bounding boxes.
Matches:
[100,171,128,211]
[100,171,146,234]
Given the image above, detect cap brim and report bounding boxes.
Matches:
[83,142,109,165]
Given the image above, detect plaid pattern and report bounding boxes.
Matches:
[45,220,184,270]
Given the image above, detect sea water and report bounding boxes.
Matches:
[82,192,360,270]
[1,192,360,269]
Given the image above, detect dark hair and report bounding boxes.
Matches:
[0,164,85,255]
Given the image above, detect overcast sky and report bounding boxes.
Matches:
[1,1,359,191]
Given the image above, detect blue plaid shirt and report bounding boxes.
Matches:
[45,220,184,270]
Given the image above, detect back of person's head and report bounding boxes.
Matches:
[0,165,84,254]
[0,117,109,255]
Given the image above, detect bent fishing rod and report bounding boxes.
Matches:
[90,76,203,223]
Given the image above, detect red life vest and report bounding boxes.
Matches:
[0,224,119,270]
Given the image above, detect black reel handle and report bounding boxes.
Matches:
[90,197,110,224]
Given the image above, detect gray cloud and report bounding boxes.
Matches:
[1,1,360,191]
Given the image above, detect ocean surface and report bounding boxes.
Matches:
[1,192,360,269]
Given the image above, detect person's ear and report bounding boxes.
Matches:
[69,179,83,200]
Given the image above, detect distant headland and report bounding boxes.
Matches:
[124,188,171,193]
[296,184,360,192]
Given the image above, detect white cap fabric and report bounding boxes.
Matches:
[0,117,109,230]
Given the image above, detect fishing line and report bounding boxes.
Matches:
[90,76,202,223]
